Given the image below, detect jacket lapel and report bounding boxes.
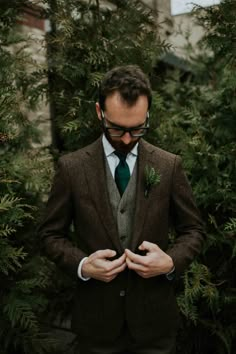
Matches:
[83,137,123,254]
[83,137,159,253]
[130,139,156,251]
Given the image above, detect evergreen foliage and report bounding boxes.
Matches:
[152,1,236,353]
[0,3,57,353]
[45,0,169,152]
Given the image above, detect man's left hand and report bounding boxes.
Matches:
[125,241,174,278]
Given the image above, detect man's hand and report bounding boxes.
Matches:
[82,250,127,282]
[125,241,174,278]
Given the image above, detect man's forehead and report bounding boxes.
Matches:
[105,91,148,108]
[107,119,146,128]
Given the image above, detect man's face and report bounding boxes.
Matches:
[96,92,149,153]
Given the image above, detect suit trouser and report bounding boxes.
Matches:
[74,322,176,354]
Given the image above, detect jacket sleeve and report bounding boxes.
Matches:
[38,157,87,277]
[166,155,205,278]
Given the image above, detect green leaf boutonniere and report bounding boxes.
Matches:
[144,166,161,198]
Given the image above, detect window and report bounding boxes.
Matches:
[171,0,221,16]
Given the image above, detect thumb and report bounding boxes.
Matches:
[100,249,116,259]
[138,241,157,252]
[138,242,146,251]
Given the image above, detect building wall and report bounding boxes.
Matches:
[19,4,52,147]
[141,0,204,57]
[157,0,204,57]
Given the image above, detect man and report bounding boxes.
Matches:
[39,65,205,354]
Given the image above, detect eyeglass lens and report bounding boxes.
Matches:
[106,127,148,137]
[101,110,149,137]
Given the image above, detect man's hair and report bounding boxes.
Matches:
[98,65,152,111]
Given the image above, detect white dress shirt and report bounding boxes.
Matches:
[102,134,138,178]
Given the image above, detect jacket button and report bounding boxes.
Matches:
[119,290,125,297]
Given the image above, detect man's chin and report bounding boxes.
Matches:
[117,146,135,154]
[111,141,138,154]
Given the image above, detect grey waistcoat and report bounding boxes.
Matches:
[105,158,137,249]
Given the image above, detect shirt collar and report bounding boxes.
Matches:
[102,134,139,157]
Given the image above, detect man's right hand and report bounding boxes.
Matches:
[82,250,127,282]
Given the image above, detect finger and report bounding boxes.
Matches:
[107,261,127,276]
[125,249,147,265]
[109,253,126,270]
[96,253,126,273]
[94,249,116,259]
[138,241,158,252]
[126,256,146,272]
[113,252,126,263]
[138,242,146,251]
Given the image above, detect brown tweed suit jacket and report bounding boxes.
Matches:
[39,137,205,343]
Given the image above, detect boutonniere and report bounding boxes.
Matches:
[144,166,161,198]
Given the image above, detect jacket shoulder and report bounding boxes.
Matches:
[141,139,178,162]
[58,138,102,167]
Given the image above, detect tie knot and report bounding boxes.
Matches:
[114,151,127,162]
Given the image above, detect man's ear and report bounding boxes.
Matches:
[96,102,102,121]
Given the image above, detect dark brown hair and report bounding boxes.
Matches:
[98,65,152,110]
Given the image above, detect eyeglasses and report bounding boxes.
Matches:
[101,110,149,137]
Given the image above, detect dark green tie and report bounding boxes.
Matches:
[114,151,130,196]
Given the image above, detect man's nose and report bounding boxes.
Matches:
[121,132,132,144]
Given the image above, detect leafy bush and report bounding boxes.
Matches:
[0,3,57,353]
[152,1,236,353]
[45,0,169,152]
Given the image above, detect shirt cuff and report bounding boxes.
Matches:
[77,257,91,281]
[165,266,176,281]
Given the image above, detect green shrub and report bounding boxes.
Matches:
[151,1,236,353]
[0,3,57,353]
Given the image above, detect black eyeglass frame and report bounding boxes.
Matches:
[101,110,150,137]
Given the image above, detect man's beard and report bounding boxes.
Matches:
[105,131,139,154]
